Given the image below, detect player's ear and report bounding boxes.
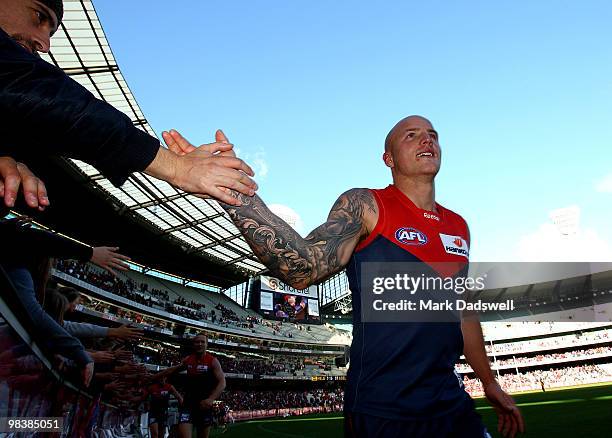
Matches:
[383,152,394,168]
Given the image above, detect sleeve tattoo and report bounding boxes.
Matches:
[221,188,377,289]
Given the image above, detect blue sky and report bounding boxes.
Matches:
[95,0,612,262]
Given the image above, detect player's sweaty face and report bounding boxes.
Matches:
[389,117,441,178]
[193,338,207,353]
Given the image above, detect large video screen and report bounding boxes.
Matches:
[257,278,320,323]
[276,294,320,322]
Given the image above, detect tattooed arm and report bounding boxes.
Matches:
[221,189,378,289]
[160,129,378,288]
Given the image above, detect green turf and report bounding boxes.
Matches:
[210,384,612,437]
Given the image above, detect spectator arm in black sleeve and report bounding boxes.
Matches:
[0,28,160,186]
[0,219,93,264]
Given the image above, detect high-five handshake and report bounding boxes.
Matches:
[0,129,256,213]
[151,130,258,206]
[160,128,253,205]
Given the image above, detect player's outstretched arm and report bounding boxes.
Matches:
[163,129,378,289]
[149,360,187,381]
[462,317,525,438]
[222,188,377,289]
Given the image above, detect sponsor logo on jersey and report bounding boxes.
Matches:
[423,212,440,221]
[439,233,469,258]
[395,227,428,245]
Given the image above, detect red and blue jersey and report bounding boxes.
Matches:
[345,185,471,420]
[183,353,217,404]
[147,383,173,412]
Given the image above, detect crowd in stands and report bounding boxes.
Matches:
[481,321,611,341]
[55,260,318,340]
[462,364,612,396]
[173,296,204,310]
[484,329,611,355]
[220,388,343,412]
[3,261,612,427]
[56,260,167,309]
[219,356,336,376]
[1,286,154,410]
[83,296,172,331]
[132,339,334,377]
[1,278,345,429]
[492,346,612,368]
[219,358,289,375]
[5,252,612,427]
[76,294,343,362]
[135,341,182,367]
[457,346,612,371]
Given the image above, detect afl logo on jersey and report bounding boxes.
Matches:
[395,227,428,245]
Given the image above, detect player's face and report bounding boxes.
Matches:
[287,296,296,305]
[193,336,207,354]
[385,116,441,179]
[0,0,57,54]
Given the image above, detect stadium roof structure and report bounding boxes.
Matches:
[38,0,266,282]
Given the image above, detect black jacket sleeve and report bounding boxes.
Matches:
[0,28,160,187]
[0,219,93,265]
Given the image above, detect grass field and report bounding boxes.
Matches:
[210,384,612,437]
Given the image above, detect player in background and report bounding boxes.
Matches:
[144,376,183,438]
[152,334,225,438]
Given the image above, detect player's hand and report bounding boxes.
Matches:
[484,381,525,438]
[90,246,130,276]
[0,157,49,211]
[162,129,257,206]
[200,398,214,410]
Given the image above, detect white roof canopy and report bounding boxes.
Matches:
[40,0,265,274]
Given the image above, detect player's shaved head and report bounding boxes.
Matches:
[384,115,433,152]
[193,333,208,354]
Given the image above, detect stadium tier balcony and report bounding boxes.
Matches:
[53,259,341,345]
[456,345,612,373]
[481,321,612,341]
[483,328,612,356]
[462,364,612,396]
